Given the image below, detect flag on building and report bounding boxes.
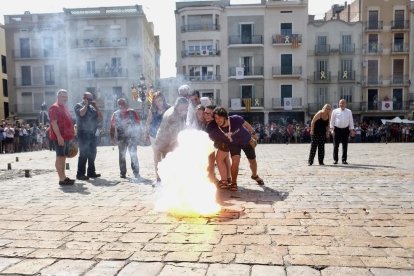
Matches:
[284,98,293,110]
[235,67,244,79]
[382,101,393,111]
[292,36,299,48]
[243,98,252,112]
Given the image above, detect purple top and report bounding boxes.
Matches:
[207,115,251,146]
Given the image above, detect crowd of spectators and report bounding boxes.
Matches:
[252,121,414,144]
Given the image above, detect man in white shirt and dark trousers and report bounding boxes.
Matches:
[329,99,355,164]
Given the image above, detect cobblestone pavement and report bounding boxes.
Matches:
[0,142,413,275]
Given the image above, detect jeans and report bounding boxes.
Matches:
[77,131,97,176]
[118,137,139,176]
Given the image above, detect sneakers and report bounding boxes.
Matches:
[59,177,75,186]
[76,175,89,180]
[87,173,101,178]
[120,174,126,179]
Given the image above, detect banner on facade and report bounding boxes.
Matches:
[235,67,244,79]
[230,98,242,110]
[382,101,393,111]
[284,98,293,110]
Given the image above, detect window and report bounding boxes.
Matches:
[281,85,292,106]
[34,93,44,111]
[241,56,252,75]
[280,23,292,36]
[189,65,214,80]
[317,87,327,105]
[367,89,378,110]
[240,24,253,44]
[2,79,7,97]
[111,57,122,76]
[393,88,403,110]
[188,40,213,55]
[368,10,379,29]
[316,59,328,80]
[368,34,379,52]
[394,10,405,28]
[367,60,378,84]
[241,85,253,102]
[45,92,55,107]
[393,33,404,51]
[21,92,33,111]
[20,38,30,58]
[341,35,352,53]
[340,59,353,79]
[1,55,6,74]
[317,36,328,53]
[281,54,292,75]
[86,60,95,77]
[21,66,31,86]
[393,59,404,83]
[45,65,55,85]
[3,102,9,119]
[340,86,353,103]
[43,37,54,57]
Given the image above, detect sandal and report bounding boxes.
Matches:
[218,180,228,189]
[251,175,264,185]
[229,182,238,191]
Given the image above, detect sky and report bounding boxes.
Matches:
[0,0,342,78]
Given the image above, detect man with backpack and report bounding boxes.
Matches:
[110,98,141,179]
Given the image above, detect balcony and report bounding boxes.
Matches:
[314,44,330,55]
[364,21,383,31]
[229,66,264,78]
[271,34,302,47]
[339,43,355,54]
[12,50,60,59]
[74,37,127,48]
[272,98,302,109]
[15,104,42,115]
[181,24,220,32]
[181,49,220,57]
[308,102,362,113]
[391,43,409,53]
[313,71,331,83]
[14,78,57,87]
[391,20,409,30]
[229,35,263,45]
[184,75,221,82]
[366,101,409,111]
[363,43,383,54]
[272,66,302,78]
[337,70,356,82]
[390,75,410,86]
[361,75,383,86]
[229,97,264,110]
[78,68,128,79]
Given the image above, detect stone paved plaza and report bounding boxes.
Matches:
[0,142,413,275]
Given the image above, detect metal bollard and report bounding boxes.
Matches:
[24,169,30,178]
[16,157,19,162]
[7,163,11,170]
[65,163,70,170]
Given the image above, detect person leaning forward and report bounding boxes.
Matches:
[48,89,76,186]
[110,98,141,179]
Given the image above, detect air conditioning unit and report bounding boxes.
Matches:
[200,50,208,56]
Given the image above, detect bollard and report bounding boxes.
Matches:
[65,163,70,170]
[24,169,30,178]
[16,157,19,162]
[7,163,12,170]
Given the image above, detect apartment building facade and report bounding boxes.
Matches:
[4,6,160,123]
[0,24,8,120]
[307,19,363,120]
[334,0,412,121]
[176,0,309,125]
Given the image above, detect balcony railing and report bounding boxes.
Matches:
[181,49,220,57]
[362,75,383,86]
[14,78,56,87]
[229,35,263,45]
[337,70,356,82]
[339,43,355,54]
[15,104,44,114]
[308,102,362,113]
[78,68,128,79]
[229,97,264,109]
[229,66,264,77]
[364,21,383,31]
[391,43,409,53]
[391,20,409,30]
[271,34,302,45]
[363,43,383,54]
[74,37,127,48]
[12,50,60,59]
[181,24,220,32]
[272,98,302,108]
[314,44,330,55]
[272,66,302,77]
[184,75,221,82]
[313,71,331,82]
[390,74,410,86]
[366,101,409,111]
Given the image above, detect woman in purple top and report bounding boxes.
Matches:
[213,107,264,191]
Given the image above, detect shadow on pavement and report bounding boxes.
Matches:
[216,185,289,206]
[87,178,121,187]
[59,183,90,195]
[326,163,396,170]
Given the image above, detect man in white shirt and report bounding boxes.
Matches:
[329,99,356,164]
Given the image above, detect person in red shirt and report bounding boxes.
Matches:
[48,89,75,185]
[110,98,141,179]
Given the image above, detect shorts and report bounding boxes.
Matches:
[228,143,256,159]
[53,140,69,157]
